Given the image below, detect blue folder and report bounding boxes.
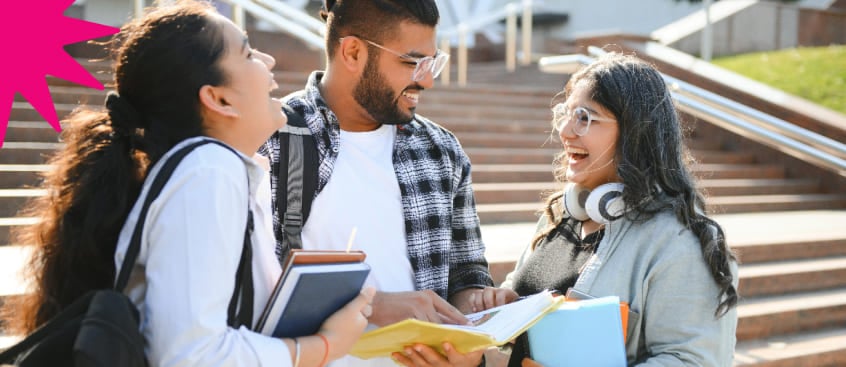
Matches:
[527,296,627,367]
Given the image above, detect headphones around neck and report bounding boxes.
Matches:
[561,182,626,225]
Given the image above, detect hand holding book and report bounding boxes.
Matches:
[350,290,564,359]
[255,249,371,337]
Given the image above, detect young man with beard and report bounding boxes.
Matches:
[259,1,494,366]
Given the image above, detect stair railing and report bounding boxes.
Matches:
[135,0,539,87]
[538,46,846,178]
[439,0,536,87]
[134,0,326,50]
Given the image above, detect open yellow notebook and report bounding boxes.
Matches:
[350,290,564,359]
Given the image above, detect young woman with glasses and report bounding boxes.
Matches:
[398,52,739,367]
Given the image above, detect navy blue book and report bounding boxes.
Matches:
[255,250,370,337]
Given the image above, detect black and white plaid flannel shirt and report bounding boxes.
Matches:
[258,72,492,299]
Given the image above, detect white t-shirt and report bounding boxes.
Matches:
[303,124,414,367]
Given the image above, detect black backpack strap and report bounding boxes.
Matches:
[228,210,254,328]
[275,105,319,261]
[113,138,253,328]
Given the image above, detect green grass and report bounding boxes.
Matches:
[712,45,846,115]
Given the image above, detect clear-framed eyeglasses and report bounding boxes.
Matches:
[552,104,617,136]
[341,36,450,82]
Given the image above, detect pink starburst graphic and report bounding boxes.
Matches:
[0,0,119,148]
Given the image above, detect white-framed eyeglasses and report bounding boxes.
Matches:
[340,36,450,82]
[552,104,617,136]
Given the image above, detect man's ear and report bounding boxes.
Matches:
[338,37,367,73]
[199,85,239,118]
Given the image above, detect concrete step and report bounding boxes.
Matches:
[477,195,846,224]
[44,70,311,88]
[473,182,551,204]
[0,245,30,296]
[736,288,846,341]
[0,217,38,246]
[417,104,553,121]
[9,102,82,122]
[738,256,846,297]
[734,327,846,367]
[15,86,107,106]
[418,90,554,109]
[465,147,557,165]
[0,142,62,165]
[735,238,846,264]
[440,118,551,134]
[708,194,846,214]
[39,177,834,217]
[19,82,308,106]
[477,202,541,224]
[485,253,846,299]
[4,121,63,143]
[464,147,757,165]
[452,132,554,149]
[472,164,555,183]
[0,189,44,217]
[0,165,49,187]
[470,163,787,184]
[450,131,721,151]
[472,178,823,204]
[701,178,820,196]
[693,164,786,180]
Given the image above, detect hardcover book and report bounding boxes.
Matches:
[255,250,370,337]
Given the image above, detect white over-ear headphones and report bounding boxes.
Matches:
[561,182,626,225]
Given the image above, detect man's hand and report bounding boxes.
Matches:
[369,290,469,326]
[452,287,519,314]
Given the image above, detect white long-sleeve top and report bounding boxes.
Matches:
[114,137,289,367]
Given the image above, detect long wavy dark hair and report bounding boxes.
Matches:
[1,0,227,334]
[532,52,738,317]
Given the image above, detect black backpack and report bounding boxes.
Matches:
[0,139,255,367]
[273,105,319,259]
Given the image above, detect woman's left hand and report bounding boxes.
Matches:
[391,343,484,367]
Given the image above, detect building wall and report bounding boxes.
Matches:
[83,0,135,27]
[669,3,843,57]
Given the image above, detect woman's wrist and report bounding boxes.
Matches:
[284,335,329,367]
[316,333,330,367]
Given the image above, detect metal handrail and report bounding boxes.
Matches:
[251,0,325,37]
[537,47,846,177]
[135,0,537,87]
[439,0,536,87]
[134,0,325,50]
[221,0,324,49]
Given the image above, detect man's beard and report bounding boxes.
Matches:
[353,57,415,125]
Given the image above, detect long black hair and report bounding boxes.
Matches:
[1,0,228,334]
[534,52,738,317]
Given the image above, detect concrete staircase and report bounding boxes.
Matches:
[2,59,846,366]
